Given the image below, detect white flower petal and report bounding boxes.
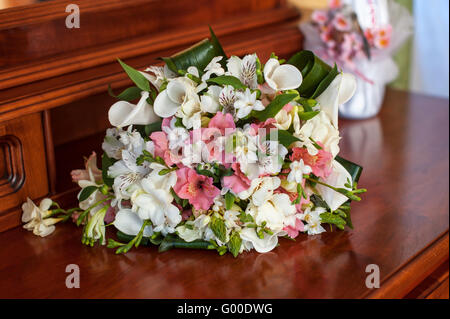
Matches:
[271,64,303,90]
[114,209,153,236]
[109,92,159,127]
[316,160,352,211]
[240,228,279,253]
[153,90,180,118]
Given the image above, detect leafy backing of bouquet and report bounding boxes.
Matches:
[21,28,366,257]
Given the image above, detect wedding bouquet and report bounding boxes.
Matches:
[22,28,366,256]
[301,0,413,118]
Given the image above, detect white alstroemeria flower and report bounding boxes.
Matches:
[226,54,258,89]
[240,228,279,253]
[233,129,259,178]
[288,159,312,183]
[108,91,160,128]
[274,109,292,131]
[22,198,62,237]
[202,56,225,81]
[108,149,150,204]
[263,58,303,91]
[316,73,356,128]
[316,160,352,211]
[238,176,281,207]
[113,209,153,236]
[299,207,326,235]
[153,77,197,118]
[294,111,340,157]
[176,214,211,242]
[234,88,264,119]
[200,85,222,113]
[162,124,189,149]
[181,140,210,167]
[219,85,237,114]
[256,140,288,176]
[102,128,125,160]
[141,65,176,91]
[144,163,177,192]
[223,210,241,229]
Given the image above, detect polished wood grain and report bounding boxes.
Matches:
[0,89,447,298]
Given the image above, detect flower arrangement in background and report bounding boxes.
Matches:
[301,0,413,119]
[22,28,366,256]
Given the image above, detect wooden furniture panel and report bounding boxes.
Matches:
[0,89,447,298]
[0,113,49,232]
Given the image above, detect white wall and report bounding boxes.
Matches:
[410,0,449,98]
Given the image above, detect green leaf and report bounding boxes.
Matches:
[287,51,338,98]
[161,27,227,74]
[78,185,98,202]
[320,212,347,230]
[228,231,242,258]
[108,85,142,101]
[101,153,116,187]
[311,64,339,98]
[225,192,236,210]
[207,75,246,89]
[117,59,150,92]
[253,93,297,121]
[238,211,254,224]
[116,231,150,246]
[298,111,320,121]
[158,234,213,252]
[267,129,301,148]
[145,121,162,136]
[335,156,363,184]
[210,216,227,242]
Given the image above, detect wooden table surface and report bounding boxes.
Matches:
[0,88,448,299]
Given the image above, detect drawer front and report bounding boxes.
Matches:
[0,113,49,232]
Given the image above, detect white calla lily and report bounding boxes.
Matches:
[113,209,153,236]
[263,58,303,91]
[316,160,352,211]
[108,91,159,128]
[316,73,356,128]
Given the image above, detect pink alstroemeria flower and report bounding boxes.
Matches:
[328,0,342,9]
[71,151,102,183]
[312,10,328,25]
[150,131,179,166]
[174,167,220,210]
[223,163,252,194]
[208,111,236,135]
[290,146,333,178]
[284,219,305,239]
[333,13,351,32]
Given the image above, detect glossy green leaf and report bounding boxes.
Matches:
[161,27,227,74]
[108,85,142,102]
[298,111,320,121]
[117,59,150,92]
[210,216,227,242]
[78,186,98,202]
[267,129,301,148]
[253,93,297,121]
[158,234,213,252]
[225,192,236,210]
[101,153,116,187]
[207,75,246,89]
[335,156,363,183]
[287,51,339,98]
[116,231,150,246]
